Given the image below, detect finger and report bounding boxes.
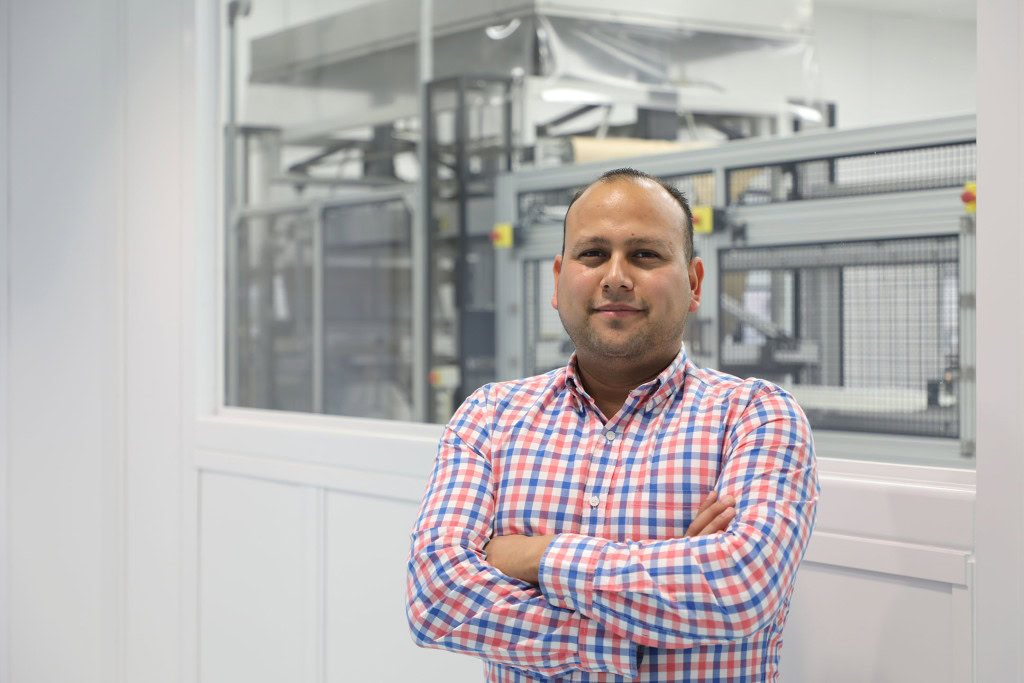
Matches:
[695,490,718,516]
[696,507,736,536]
[686,494,737,536]
[686,500,729,536]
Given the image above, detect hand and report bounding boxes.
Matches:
[484,534,556,584]
[686,490,736,537]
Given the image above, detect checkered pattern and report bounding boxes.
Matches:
[407,348,818,681]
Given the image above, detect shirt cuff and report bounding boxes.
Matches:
[541,535,639,677]
[539,533,604,614]
[575,613,641,678]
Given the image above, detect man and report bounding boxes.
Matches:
[407,168,819,681]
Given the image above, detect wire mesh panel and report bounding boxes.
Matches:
[664,171,715,206]
[322,199,414,420]
[718,235,960,438]
[231,209,316,412]
[518,187,577,227]
[517,171,715,230]
[728,142,976,205]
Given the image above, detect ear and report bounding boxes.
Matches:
[688,257,705,312]
[551,254,562,310]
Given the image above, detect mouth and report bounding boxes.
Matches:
[591,305,645,318]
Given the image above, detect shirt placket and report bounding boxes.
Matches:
[578,411,629,541]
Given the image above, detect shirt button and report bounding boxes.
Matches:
[589,495,601,508]
[604,430,616,442]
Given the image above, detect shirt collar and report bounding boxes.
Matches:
[563,345,690,415]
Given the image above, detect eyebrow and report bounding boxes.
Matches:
[571,235,677,252]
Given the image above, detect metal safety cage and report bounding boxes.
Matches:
[225,187,421,421]
[726,140,976,205]
[422,74,515,422]
[717,234,961,439]
[494,114,976,465]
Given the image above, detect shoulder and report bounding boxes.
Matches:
[453,367,568,427]
[684,365,810,437]
[686,364,796,408]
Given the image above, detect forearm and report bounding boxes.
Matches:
[408,526,638,676]
[408,401,639,678]
[538,502,812,649]
[531,388,818,649]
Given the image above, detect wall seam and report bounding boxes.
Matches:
[114,0,129,681]
[0,0,11,679]
[180,0,218,681]
[177,0,189,680]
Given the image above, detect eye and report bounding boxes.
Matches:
[578,249,605,259]
[633,250,660,259]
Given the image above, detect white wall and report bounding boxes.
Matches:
[975,0,1024,678]
[814,4,977,128]
[2,0,188,681]
[7,1,125,680]
[666,3,976,132]
[191,429,974,682]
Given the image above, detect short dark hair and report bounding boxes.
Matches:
[561,167,694,261]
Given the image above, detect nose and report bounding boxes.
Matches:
[601,252,634,291]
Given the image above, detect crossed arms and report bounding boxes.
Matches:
[406,386,818,678]
[484,490,736,584]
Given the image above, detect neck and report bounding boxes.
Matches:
[575,351,676,419]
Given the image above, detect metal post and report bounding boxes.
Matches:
[959,214,977,457]
[415,0,433,422]
[504,80,514,171]
[224,0,250,407]
[454,77,468,406]
[312,208,324,413]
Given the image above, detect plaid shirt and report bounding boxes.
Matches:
[407,348,818,681]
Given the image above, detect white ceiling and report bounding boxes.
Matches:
[815,0,976,22]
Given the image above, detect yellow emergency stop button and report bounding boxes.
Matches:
[961,182,976,214]
[692,206,713,234]
[491,222,514,248]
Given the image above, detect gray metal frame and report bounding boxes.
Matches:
[494,114,976,465]
[228,186,421,418]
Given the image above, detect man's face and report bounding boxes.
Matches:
[552,178,704,367]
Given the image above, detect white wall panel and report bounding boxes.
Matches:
[123,0,187,680]
[325,491,482,682]
[199,473,320,683]
[975,0,1024,678]
[7,0,125,681]
[195,436,975,682]
[781,563,968,682]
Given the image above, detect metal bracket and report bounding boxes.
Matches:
[960,293,976,309]
[960,214,976,234]
[961,366,976,381]
[960,440,976,457]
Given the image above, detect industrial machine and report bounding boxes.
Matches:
[494,115,976,462]
[225,0,826,423]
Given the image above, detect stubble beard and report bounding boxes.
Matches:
[559,308,689,363]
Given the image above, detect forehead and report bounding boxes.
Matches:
[565,178,685,244]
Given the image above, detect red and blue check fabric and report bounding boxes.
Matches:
[407,348,818,681]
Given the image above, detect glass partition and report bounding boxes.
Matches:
[220,0,976,465]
